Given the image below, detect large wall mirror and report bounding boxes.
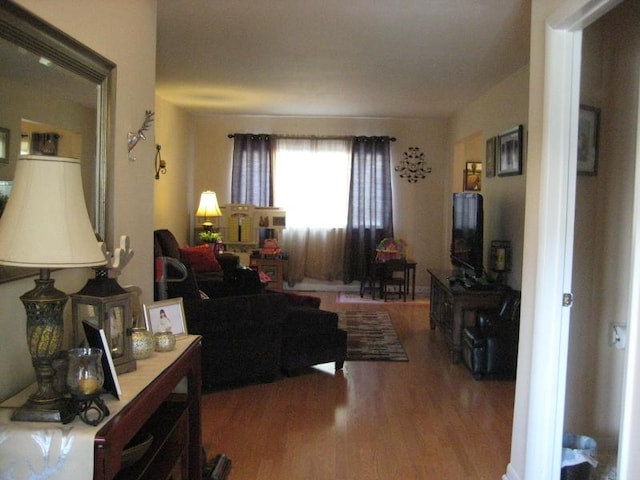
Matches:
[0,1,115,283]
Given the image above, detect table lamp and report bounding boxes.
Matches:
[0,155,107,422]
[195,190,222,231]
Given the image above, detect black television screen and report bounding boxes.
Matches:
[451,192,484,278]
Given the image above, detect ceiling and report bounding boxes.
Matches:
[156,0,531,119]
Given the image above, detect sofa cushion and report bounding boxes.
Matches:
[155,229,182,259]
[282,306,339,336]
[180,244,223,273]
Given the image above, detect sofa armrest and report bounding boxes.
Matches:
[183,293,289,335]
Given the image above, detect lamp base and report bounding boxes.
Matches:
[11,396,75,423]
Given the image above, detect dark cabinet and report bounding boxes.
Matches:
[428,269,502,363]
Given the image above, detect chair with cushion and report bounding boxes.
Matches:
[462,289,521,380]
[382,258,407,302]
[154,228,260,299]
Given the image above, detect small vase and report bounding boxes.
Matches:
[154,331,176,352]
[131,328,154,359]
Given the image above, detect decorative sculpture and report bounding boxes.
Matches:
[395,146,431,183]
[127,110,154,160]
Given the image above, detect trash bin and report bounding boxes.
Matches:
[561,434,598,480]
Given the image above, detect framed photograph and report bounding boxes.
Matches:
[143,298,188,336]
[464,161,482,191]
[577,105,600,175]
[498,125,524,176]
[485,137,496,178]
[0,128,9,163]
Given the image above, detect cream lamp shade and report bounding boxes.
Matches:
[196,190,222,218]
[196,190,222,229]
[0,155,106,267]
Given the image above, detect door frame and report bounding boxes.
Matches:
[507,0,636,479]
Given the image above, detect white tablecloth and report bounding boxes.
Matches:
[0,335,197,480]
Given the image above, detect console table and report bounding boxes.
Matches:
[428,269,503,363]
[0,335,202,480]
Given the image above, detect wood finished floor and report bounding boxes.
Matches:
[201,292,515,479]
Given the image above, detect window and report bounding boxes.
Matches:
[273,138,351,229]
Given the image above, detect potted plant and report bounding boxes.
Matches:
[199,231,221,244]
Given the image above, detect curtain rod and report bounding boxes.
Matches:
[227,133,396,141]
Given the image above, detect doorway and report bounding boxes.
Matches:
[565,1,640,476]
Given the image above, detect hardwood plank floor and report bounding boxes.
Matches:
[201,292,514,479]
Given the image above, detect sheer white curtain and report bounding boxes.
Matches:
[273,138,352,283]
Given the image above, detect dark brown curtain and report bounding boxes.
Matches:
[343,136,394,283]
[231,133,273,207]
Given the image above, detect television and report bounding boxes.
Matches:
[450,192,484,279]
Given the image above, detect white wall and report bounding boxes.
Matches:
[449,66,530,290]
[154,96,193,245]
[0,0,157,402]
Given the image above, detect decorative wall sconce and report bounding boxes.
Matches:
[395,146,431,183]
[154,144,167,179]
[127,110,154,161]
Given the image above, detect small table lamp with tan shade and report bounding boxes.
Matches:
[0,155,107,422]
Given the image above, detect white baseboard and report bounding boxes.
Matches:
[502,463,521,480]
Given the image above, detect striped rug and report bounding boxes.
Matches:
[337,311,409,362]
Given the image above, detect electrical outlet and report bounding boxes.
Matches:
[610,324,627,349]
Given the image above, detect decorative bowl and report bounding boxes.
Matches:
[121,432,154,469]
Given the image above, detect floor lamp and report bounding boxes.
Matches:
[0,155,107,422]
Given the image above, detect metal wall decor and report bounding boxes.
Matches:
[154,144,167,179]
[395,146,431,183]
[127,110,154,160]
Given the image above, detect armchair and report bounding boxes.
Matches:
[462,289,521,380]
[154,229,261,299]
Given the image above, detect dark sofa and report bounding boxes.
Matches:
[154,229,347,390]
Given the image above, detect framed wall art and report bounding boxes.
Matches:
[485,136,496,178]
[464,162,482,191]
[0,128,9,163]
[577,105,600,175]
[498,125,523,176]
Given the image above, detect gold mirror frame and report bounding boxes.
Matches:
[0,1,115,283]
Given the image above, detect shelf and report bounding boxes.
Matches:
[114,400,188,480]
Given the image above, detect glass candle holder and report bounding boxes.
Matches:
[154,331,176,352]
[131,328,154,359]
[66,347,104,396]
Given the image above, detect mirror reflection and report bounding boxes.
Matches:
[0,2,114,283]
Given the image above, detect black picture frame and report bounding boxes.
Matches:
[82,320,122,399]
[0,127,9,164]
[485,136,496,178]
[498,125,524,176]
[577,105,600,175]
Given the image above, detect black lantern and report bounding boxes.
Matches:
[72,268,136,374]
[490,240,512,284]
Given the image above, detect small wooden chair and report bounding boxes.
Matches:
[382,259,407,302]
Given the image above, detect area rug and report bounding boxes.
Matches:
[337,291,430,305]
[337,311,409,362]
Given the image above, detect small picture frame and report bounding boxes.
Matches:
[143,298,188,336]
[464,161,482,191]
[0,127,9,163]
[498,125,524,176]
[577,105,600,175]
[485,137,496,178]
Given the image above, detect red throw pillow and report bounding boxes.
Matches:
[179,244,222,273]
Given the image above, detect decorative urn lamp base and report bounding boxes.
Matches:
[12,270,75,423]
